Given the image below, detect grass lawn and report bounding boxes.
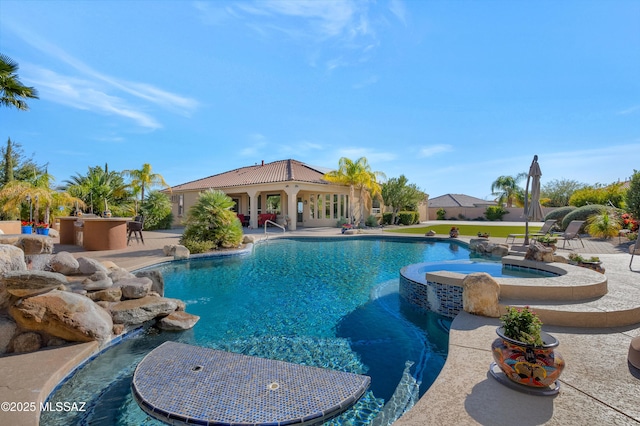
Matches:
[385,224,543,238]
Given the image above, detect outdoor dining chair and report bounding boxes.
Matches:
[127,215,144,245]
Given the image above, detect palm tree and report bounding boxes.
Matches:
[324,157,385,225]
[63,165,130,215]
[0,169,83,223]
[181,189,242,249]
[491,173,527,208]
[122,163,170,213]
[0,54,39,111]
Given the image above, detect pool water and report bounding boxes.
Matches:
[42,238,471,425]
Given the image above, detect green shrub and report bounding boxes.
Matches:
[543,206,576,227]
[382,212,393,225]
[365,215,378,227]
[398,211,418,225]
[436,208,446,220]
[484,206,508,221]
[561,204,607,231]
[141,191,173,230]
[585,209,621,239]
[181,189,243,250]
[180,238,214,254]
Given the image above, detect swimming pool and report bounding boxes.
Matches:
[42,237,472,425]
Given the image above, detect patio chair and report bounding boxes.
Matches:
[505,219,557,244]
[556,220,585,249]
[127,215,144,245]
[630,236,640,270]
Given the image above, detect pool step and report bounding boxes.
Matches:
[500,294,640,328]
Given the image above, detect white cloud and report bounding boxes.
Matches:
[27,67,162,129]
[8,23,198,128]
[353,75,379,89]
[418,144,453,158]
[337,147,397,163]
[617,105,640,115]
[389,0,407,25]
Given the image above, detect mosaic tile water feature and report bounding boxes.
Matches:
[133,341,371,425]
[42,237,462,425]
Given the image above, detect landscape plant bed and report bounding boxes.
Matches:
[387,224,542,238]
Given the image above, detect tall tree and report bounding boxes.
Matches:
[0,139,42,186]
[0,54,38,111]
[122,163,170,212]
[381,175,426,225]
[63,165,130,215]
[541,178,588,207]
[324,157,385,224]
[625,170,640,220]
[491,173,527,207]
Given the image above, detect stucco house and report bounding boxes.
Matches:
[167,159,360,230]
[427,193,497,220]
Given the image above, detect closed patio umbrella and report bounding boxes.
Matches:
[524,155,543,245]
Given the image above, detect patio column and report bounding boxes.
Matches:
[247,190,258,229]
[284,185,299,231]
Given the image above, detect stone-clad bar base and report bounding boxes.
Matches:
[132,341,370,426]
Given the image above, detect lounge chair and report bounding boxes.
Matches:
[505,219,557,244]
[630,236,640,270]
[556,220,585,249]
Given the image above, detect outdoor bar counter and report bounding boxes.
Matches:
[58,216,131,251]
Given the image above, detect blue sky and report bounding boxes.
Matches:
[1,0,639,200]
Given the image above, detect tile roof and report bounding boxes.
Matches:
[429,193,496,208]
[170,159,330,191]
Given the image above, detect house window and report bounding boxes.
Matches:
[266,194,281,214]
[340,195,345,219]
[333,194,338,219]
[309,195,315,219]
[178,194,184,216]
[372,199,381,215]
[325,194,331,219]
[231,198,239,213]
[317,194,323,219]
[257,195,262,215]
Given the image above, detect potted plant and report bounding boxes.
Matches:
[477,231,490,238]
[535,234,557,246]
[21,221,33,234]
[449,226,459,238]
[491,306,565,389]
[35,222,50,236]
[568,253,604,273]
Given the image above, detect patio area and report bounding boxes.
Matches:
[0,222,638,425]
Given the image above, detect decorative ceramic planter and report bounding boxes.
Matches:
[492,326,565,388]
[36,228,50,236]
[21,226,33,234]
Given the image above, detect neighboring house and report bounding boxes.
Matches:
[427,194,497,220]
[166,159,357,230]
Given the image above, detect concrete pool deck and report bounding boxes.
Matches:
[1,223,639,425]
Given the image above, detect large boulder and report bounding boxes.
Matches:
[109,267,136,282]
[0,244,27,274]
[9,290,113,344]
[109,296,178,326]
[87,287,122,302]
[12,331,42,353]
[524,241,556,263]
[462,272,501,318]
[134,270,164,296]
[77,257,109,275]
[158,311,200,331]
[16,235,54,255]
[117,277,152,299]
[0,316,18,354]
[82,271,113,291]
[49,251,80,275]
[163,244,189,260]
[1,270,68,297]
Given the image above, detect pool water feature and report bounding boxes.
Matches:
[42,238,469,425]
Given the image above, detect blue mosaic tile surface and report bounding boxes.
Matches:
[132,341,370,426]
